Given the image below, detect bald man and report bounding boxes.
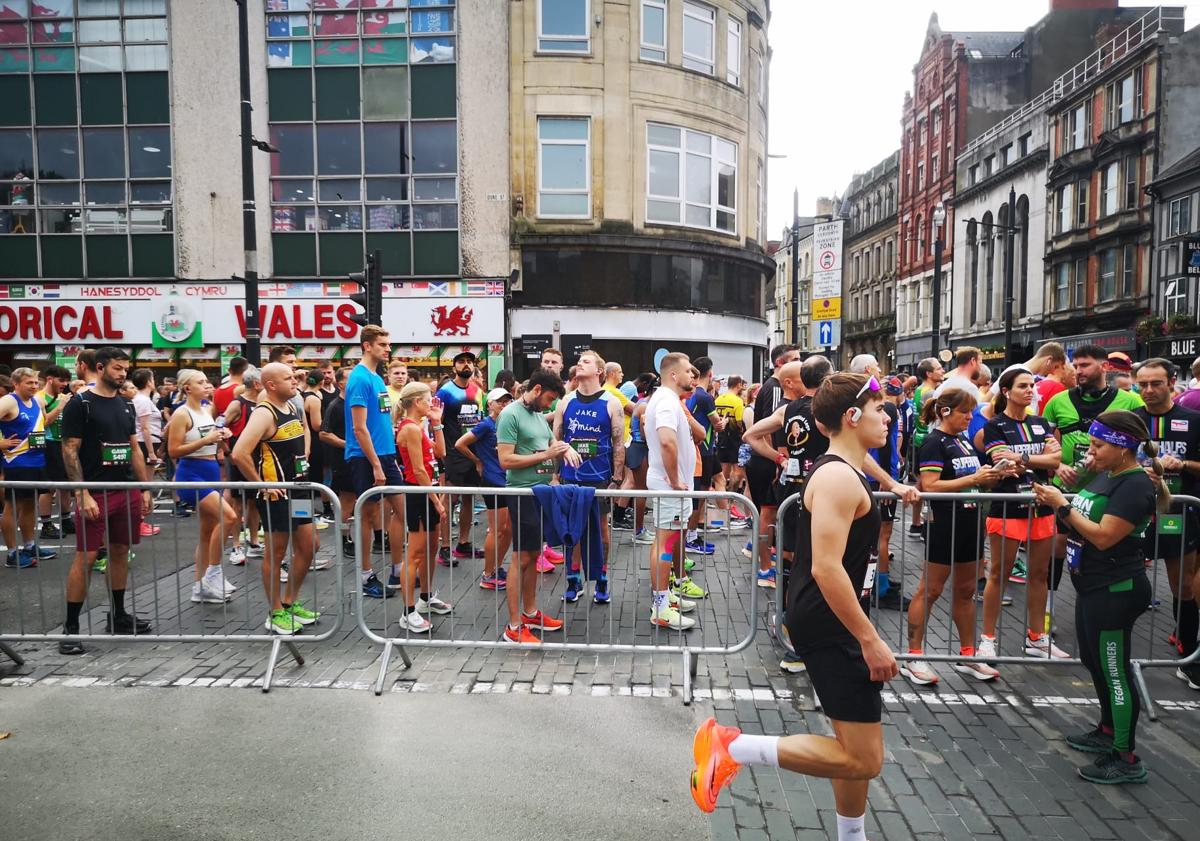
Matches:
[231,362,318,636]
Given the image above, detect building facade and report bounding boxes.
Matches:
[0,0,511,379]
[506,0,773,379]
[1145,145,1200,370]
[1043,10,1197,352]
[842,151,898,365]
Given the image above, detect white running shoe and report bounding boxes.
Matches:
[228,546,247,566]
[634,528,654,544]
[400,612,432,633]
[205,566,236,595]
[245,543,265,559]
[310,554,334,571]
[650,605,696,630]
[190,579,228,604]
[668,592,696,613]
[279,563,289,583]
[953,660,1000,681]
[415,593,453,615]
[900,662,939,686]
[977,635,998,660]
[1024,635,1070,659]
[780,654,807,674]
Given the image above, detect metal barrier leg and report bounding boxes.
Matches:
[0,641,24,667]
[682,649,694,706]
[261,639,306,694]
[374,641,394,696]
[1130,660,1158,722]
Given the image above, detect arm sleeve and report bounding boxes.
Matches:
[496,410,518,447]
[1105,475,1157,524]
[345,374,369,409]
[652,400,677,432]
[917,435,944,473]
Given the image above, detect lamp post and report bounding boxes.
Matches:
[790,188,800,346]
[236,0,260,364]
[1002,186,1017,366]
[929,202,946,360]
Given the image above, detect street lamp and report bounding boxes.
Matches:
[791,188,800,347]
[929,202,946,360]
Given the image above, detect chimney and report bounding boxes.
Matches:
[1048,0,1117,10]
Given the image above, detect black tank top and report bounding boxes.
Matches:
[786,454,881,651]
[254,401,307,484]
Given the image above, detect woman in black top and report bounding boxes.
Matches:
[691,373,898,841]
[1034,410,1165,785]
[907,388,1010,686]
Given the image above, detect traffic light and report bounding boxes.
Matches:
[347,250,383,328]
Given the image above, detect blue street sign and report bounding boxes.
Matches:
[816,320,840,347]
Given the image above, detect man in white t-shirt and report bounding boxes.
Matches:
[932,346,981,399]
[130,368,162,464]
[644,352,701,631]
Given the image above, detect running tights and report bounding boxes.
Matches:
[1074,574,1150,752]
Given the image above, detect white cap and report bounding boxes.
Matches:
[487,387,513,403]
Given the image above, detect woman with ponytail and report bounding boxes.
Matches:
[1033,410,1167,785]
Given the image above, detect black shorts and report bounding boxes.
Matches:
[626,441,648,470]
[404,489,442,532]
[44,440,66,482]
[349,454,404,497]
[226,456,256,485]
[256,490,315,534]
[717,443,740,465]
[445,457,481,488]
[2,465,44,500]
[926,508,986,565]
[746,457,778,510]
[792,641,883,724]
[481,485,507,510]
[330,461,354,495]
[507,494,547,554]
[879,500,897,523]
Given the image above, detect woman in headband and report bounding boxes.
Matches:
[1033,410,1168,785]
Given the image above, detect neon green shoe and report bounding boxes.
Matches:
[671,575,708,599]
[265,609,299,635]
[92,554,108,574]
[684,557,696,572]
[286,601,320,626]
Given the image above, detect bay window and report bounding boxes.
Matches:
[646,122,737,234]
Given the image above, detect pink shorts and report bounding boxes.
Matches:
[75,490,143,552]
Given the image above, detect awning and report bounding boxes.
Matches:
[13,350,51,362]
[342,346,364,360]
[181,347,220,362]
[135,347,177,364]
[297,345,341,363]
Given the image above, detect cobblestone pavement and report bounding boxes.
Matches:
[3,495,1200,839]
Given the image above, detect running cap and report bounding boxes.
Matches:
[486,387,513,403]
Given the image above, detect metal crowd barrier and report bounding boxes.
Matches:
[770,489,1200,718]
[353,486,760,704]
[0,480,345,692]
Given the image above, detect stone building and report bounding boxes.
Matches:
[842,151,899,366]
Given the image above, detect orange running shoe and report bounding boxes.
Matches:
[503,624,542,644]
[690,717,742,813]
[521,610,563,632]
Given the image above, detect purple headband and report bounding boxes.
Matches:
[1088,420,1141,451]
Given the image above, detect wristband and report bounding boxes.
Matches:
[430,425,444,431]
[776,453,787,466]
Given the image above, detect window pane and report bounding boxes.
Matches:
[412,203,456,229]
[411,10,453,33]
[124,18,168,42]
[39,181,78,204]
[411,121,455,173]
[79,45,122,72]
[716,162,734,208]
[129,127,170,177]
[131,181,170,203]
[648,124,679,147]
[539,118,588,141]
[315,67,359,119]
[131,233,173,277]
[77,0,120,17]
[412,230,457,274]
[362,38,407,65]
[85,208,127,233]
[0,238,37,277]
[131,206,171,232]
[0,23,27,47]
[640,46,665,62]
[41,234,82,280]
[685,153,709,204]
[32,1,72,17]
[366,203,409,230]
[315,39,359,66]
[35,47,76,72]
[0,180,33,206]
[271,124,314,175]
[410,36,453,62]
[0,128,33,179]
[267,13,310,39]
[126,72,169,123]
[267,68,312,121]
[716,209,734,232]
[318,205,362,230]
[366,230,411,274]
[412,177,454,200]
[648,149,678,197]
[686,131,710,154]
[37,128,78,178]
[268,40,313,68]
[537,194,586,217]
[542,0,587,37]
[125,44,168,71]
[319,231,365,274]
[272,232,316,276]
[318,178,361,201]
[541,144,585,190]
[366,177,407,201]
[410,64,455,119]
[34,74,75,125]
[685,203,709,226]
[316,123,360,174]
[643,4,665,46]
[273,179,314,202]
[363,122,405,174]
[125,0,167,14]
[86,182,125,204]
[363,66,408,119]
[79,73,122,124]
[683,18,712,60]
[79,19,121,43]
[314,13,359,38]
[714,138,736,163]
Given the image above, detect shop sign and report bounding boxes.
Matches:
[1187,240,1200,276]
[1055,329,1136,354]
[1149,334,1200,360]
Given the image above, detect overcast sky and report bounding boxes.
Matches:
[765,1,1200,237]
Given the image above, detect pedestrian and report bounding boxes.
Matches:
[230,362,319,635]
[691,372,898,841]
[909,357,945,532]
[35,364,74,540]
[166,369,239,605]
[1033,411,1165,784]
[435,350,485,566]
[683,356,727,558]
[933,347,981,398]
[386,359,409,409]
[1176,356,1200,411]
[319,367,357,560]
[496,369,569,643]
[455,387,514,591]
[222,366,264,564]
[977,366,1068,665]
[1134,358,1200,688]
[58,347,154,655]
[395,381,452,632]
[905,387,1007,685]
[0,367,55,568]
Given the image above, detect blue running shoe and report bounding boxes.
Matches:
[563,576,584,603]
[363,573,390,599]
[685,539,715,556]
[4,549,36,569]
[593,579,611,605]
[30,545,57,560]
[756,567,777,589]
[387,573,403,591]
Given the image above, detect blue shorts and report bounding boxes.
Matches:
[174,458,221,506]
[348,454,404,497]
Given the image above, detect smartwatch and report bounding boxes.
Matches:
[1056,503,1072,521]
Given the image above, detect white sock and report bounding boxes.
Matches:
[687,529,698,542]
[391,563,402,576]
[652,589,669,611]
[727,734,780,767]
[361,569,374,584]
[836,812,866,841]
[204,565,223,582]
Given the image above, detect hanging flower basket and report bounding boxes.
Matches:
[1135,316,1165,343]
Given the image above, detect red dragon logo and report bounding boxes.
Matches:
[431,305,473,337]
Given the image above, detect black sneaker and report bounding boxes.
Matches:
[1066,728,1114,754]
[174,501,192,518]
[876,588,911,611]
[58,637,85,655]
[341,535,355,558]
[1078,751,1147,785]
[40,521,62,540]
[908,523,924,535]
[62,517,76,535]
[105,612,152,635]
[1177,663,1200,690]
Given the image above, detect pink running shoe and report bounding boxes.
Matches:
[140,521,161,537]
[541,544,564,564]
[536,553,555,574]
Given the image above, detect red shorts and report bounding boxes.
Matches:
[985,514,1056,542]
[75,490,144,552]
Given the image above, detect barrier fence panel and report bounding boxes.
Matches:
[352,486,760,704]
[770,490,1200,718]
[0,480,344,692]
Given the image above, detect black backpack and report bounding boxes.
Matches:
[1057,387,1119,436]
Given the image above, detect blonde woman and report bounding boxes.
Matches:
[166,369,239,604]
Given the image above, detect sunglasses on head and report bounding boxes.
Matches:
[855,376,881,400]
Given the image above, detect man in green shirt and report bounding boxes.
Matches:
[908,357,943,533]
[497,369,574,644]
[1042,343,1144,492]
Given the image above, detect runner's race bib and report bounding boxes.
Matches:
[294,454,309,478]
[1065,537,1083,573]
[572,438,598,458]
[536,458,554,476]
[378,392,392,413]
[101,442,132,467]
[288,495,313,519]
[27,431,45,450]
[860,562,877,599]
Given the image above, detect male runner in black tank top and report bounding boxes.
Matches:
[692,373,900,841]
[232,362,318,637]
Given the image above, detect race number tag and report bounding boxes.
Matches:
[288,495,313,519]
[1065,537,1083,573]
[378,392,392,413]
[294,454,310,478]
[196,423,214,441]
[101,442,132,467]
[572,438,598,458]
[784,458,801,478]
[536,458,554,476]
[1158,514,1184,536]
[860,562,877,599]
[27,430,45,450]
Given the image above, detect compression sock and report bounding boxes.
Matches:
[65,600,83,632]
[877,570,891,598]
[110,588,127,617]
[836,812,867,841]
[1180,598,1200,655]
[726,734,780,767]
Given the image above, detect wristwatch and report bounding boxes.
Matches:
[1020,453,1030,467]
[1056,503,1072,521]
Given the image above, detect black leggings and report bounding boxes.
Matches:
[1074,573,1150,752]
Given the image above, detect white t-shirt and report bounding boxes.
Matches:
[645,387,696,490]
[132,392,162,443]
[933,373,976,399]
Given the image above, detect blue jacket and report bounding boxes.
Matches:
[531,484,607,581]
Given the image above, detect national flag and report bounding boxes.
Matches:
[267,41,312,67]
[9,285,24,299]
[466,281,487,295]
[407,281,429,295]
[428,282,449,297]
[484,280,506,296]
[288,282,321,297]
[25,285,41,298]
[43,283,61,298]
[263,283,288,297]
[0,287,8,299]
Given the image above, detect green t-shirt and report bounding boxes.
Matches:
[912,383,934,449]
[1067,467,1154,592]
[496,398,555,488]
[1042,387,1144,488]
